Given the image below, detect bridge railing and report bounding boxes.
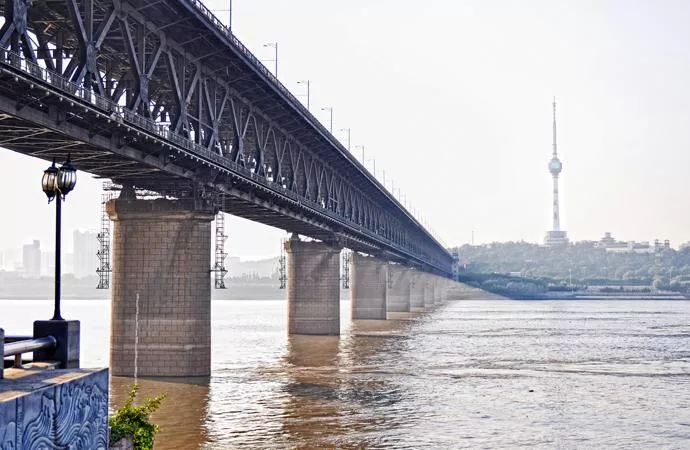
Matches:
[0,49,448,273]
[1,334,57,378]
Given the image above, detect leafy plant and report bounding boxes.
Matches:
[109,384,166,450]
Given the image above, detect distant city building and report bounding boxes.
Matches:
[73,230,99,278]
[0,248,22,271]
[596,232,664,254]
[22,240,41,278]
[599,232,616,247]
[41,251,55,277]
[653,239,671,251]
[544,98,569,247]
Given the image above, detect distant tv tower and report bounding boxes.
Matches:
[544,97,568,247]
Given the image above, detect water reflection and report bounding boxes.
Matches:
[110,376,210,450]
[280,335,346,447]
[346,315,418,366]
[276,316,417,449]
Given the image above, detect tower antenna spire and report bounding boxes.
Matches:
[552,97,557,157]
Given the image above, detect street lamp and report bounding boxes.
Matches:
[340,128,351,151]
[321,106,333,132]
[297,80,310,110]
[355,144,365,162]
[365,157,376,177]
[263,42,278,77]
[42,156,77,321]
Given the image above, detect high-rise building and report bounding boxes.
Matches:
[544,98,569,247]
[0,248,22,271]
[22,240,41,278]
[41,251,55,277]
[73,230,99,278]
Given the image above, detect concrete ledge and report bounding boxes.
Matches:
[0,368,109,448]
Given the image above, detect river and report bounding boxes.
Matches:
[2,298,690,449]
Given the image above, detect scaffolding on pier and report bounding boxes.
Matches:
[341,250,351,289]
[96,183,113,289]
[212,212,228,289]
[278,239,287,289]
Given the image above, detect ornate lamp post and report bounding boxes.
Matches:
[41,156,77,320]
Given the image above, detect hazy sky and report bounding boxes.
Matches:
[2,0,690,257]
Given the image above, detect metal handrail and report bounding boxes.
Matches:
[3,336,57,369]
[3,335,31,343]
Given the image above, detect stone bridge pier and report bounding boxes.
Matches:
[350,253,388,320]
[410,271,425,311]
[433,277,444,304]
[387,264,411,313]
[424,274,435,308]
[285,236,341,335]
[107,198,215,377]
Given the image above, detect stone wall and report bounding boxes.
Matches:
[0,368,109,449]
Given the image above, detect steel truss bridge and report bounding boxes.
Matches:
[0,0,453,275]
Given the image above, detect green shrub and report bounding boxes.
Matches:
[109,384,166,450]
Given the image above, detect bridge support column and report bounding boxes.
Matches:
[424,275,434,308]
[432,275,443,305]
[387,265,411,312]
[107,198,215,377]
[441,278,448,303]
[410,272,425,310]
[286,236,341,335]
[350,253,387,319]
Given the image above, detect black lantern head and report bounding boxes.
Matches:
[42,159,59,203]
[57,155,77,198]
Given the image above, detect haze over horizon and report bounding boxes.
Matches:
[1,0,689,257]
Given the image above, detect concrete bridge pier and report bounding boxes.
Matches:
[424,275,435,308]
[350,253,388,319]
[107,198,215,377]
[443,279,452,302]
[433,277,444,304]
[410,271,425,311]
[386,264,411,313]
[285,236,341,335]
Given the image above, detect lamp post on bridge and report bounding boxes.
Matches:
[263,42,278,77]
[340,128,351,151]
[355,144,365,162]
[41,156,77,320]
[321,106,333,133]
[297,80,310,110]
[365,157,376,178]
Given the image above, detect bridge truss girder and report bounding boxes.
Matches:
[0,0,453,275]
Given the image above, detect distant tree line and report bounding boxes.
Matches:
[451,241,690,296]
